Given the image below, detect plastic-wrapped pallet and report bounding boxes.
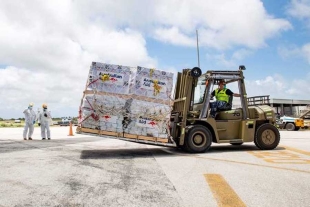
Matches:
[79,62,174,141]
[129,100,171,138]
[130,66,174,101]
[81,94,128,115]
[80,94,127,132]
[125,64,173,137]
[87,62,132,94]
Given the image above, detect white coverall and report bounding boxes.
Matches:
[23,108,36,139]
[38,110,52,139]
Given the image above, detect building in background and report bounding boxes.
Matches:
[233,97,310,117]
[270,98,310,117]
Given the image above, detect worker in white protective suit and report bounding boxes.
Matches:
[37,103,52,140]
[23,103,37,140]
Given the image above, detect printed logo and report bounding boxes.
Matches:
[139,77,167,93]
[110,77,118,83]
[148,121,157,127]
[136,117,158,128]
[97,72,124,85]
[103,115,111,121]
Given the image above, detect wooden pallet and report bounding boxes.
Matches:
[123,133,169,143]
[77,127,169,144]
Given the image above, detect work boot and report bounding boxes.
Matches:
[48,138,51,140]
[42,138,46,140]
[28,137,32,140]
[24,138,27,140]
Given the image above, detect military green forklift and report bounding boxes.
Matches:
[170,65,280,153]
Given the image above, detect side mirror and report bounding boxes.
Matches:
[191,67,202,77]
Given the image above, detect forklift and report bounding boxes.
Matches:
[170,65,280,153]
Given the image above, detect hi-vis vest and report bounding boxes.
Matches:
[215,88,229,103]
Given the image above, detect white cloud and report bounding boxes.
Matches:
[287,0,310,20]
[278,45,302,59]
[206,49,253,67]
[278,43,310,63]
[0,0,294,118]
[72,0,291,50]
[245,74,310,100]
[152,0,292,50]
[302,43,310,63]
[0,0,158,118]
[153,27,196,47]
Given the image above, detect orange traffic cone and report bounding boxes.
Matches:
[68,122,74,136]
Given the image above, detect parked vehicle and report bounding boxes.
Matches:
[299,109,310,129]
[276,115,304,131]
[58,117,72,126]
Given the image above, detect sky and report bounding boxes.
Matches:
[0,0,310,119]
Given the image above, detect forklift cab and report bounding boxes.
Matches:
[192,71,246,120]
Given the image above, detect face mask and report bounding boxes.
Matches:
[43,108,47,111]
[28,106,33,110]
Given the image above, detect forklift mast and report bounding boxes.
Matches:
[171,68,201,145]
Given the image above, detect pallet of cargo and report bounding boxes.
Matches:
[76,127,174,146]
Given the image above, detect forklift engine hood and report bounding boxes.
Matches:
[249,105,276,123]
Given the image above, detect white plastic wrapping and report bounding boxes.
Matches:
[79,62,173,138]
[130,66,174,101]
[87,62,132,94]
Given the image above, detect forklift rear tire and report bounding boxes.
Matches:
[254,123,280,150]
[285,123,295,131]
[184,125,212,153]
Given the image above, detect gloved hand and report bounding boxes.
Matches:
[38,123,41,126]
[44,113,47,117]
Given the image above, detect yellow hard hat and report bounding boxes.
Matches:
[42,103,47,108]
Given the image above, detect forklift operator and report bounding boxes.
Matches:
[210,79,240,118]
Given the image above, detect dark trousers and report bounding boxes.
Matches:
[210,101,229,117]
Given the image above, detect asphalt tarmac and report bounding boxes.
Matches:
[0,126,309,207]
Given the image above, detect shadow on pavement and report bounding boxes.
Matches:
[80,148,175,159]
[80,144,286,159]
[208,144,286,153]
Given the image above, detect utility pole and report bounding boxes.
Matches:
[196,29,200,68]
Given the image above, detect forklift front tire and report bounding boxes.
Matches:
[254,123,280,150]
[184,125,212,153]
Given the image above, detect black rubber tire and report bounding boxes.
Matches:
[254,123,280,150]
[184,125,212,153]
[230,142,243,146]
[294,127,300,131]
[285,123,295,131]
